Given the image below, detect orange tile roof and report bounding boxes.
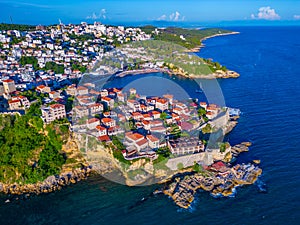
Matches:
[147,135,159,142]
[3,79,14,83]
[157,98,168,104]
[87,118,100,124]
[102,118,113,123]
[127,133,144,141]
[136,138,148,146]
[50,104,64,109]
[96,125,107,131]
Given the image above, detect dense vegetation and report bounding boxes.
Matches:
[71,62,87,73]
[0,23,35,31]
[19,56,39,69]
[0,105,68,184]
[44,61,65,74]
[141,26,233,49]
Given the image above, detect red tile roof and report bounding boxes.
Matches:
[87,118,100,124]
[126,133,144,141]
[50,104,64,109]
[98,135,110,142]
[136,138,148,147]
[2,79,14,83]
[146,135,159,142]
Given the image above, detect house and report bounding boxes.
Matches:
[163,94,173,105]
[18,96,30,108]
[101,117,116,127]
[134,138,148,151]
[107,126,124,136]
[118,113,126,122]
[96,125,107,137]
[66,84,77,96]
[117,92,125,102]
[180,121,193,132]
[142,120,150,130]
[129,88,136,95]
[49,91,60,99]
[36,85,51,94]
[88,103,103,115]
[77,86,89,95]
[87,118,100,129]
[41,104,66,124]
[168,137,204,155]
[131,112,143,121]
[2,79,16,93]
[125,132,144,143]
[151,110,161,119]
[74,105,89,118]
[8,99,21,110]
[146,134,160,149]
[127,99,140,111]
[98,135,111,142]
[199,102,207,110]
[142,113,152,121]
[155,98,168,111]
[125,146,137,157]
[83,83,95,88]
[206,111,216,120]
[150,120,163,127]
[141,104,154,112]
[173,107,183,115]
[150,126,166,133]
[207,104,219,114]
[101,96,114,108]
[100,89,108,97]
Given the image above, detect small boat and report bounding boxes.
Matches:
[195,89,202,93]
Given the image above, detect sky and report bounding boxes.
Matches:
[1,0,300,26]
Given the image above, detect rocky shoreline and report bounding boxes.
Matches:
[156,142,263,209]
[0,166,93,196]
[116,67,240,80]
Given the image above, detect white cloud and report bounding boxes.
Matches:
[294,15,300,20]
[251,6,281,20]
[157,15,167,21]
[157,11,185,21]
[86,8,107,20]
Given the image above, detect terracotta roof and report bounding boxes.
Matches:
[157,98,168,104]
[50,104,64,109]
[87,118,100,124]
[2,79,14,83]
[96,125,106,131]
[151,111,160,115]
[36,85,46,89]
[142,120,150,125]
[136,138,148,146]
[126,133,144,141]
[102,118,113,123]
[8,99,20,104]
[163,94,173,99]
[98,135,110,142]
[147,135,159,142]
[102,96,112,102]
[77,86,88,91]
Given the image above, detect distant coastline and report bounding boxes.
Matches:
[187,31,240,53]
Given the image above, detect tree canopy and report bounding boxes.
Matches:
[0,106,68,184]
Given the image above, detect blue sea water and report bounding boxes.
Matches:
[1,26,300,225]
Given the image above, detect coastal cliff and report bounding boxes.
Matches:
[0,135,93,196]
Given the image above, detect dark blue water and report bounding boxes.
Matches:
[1,27,300,225]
